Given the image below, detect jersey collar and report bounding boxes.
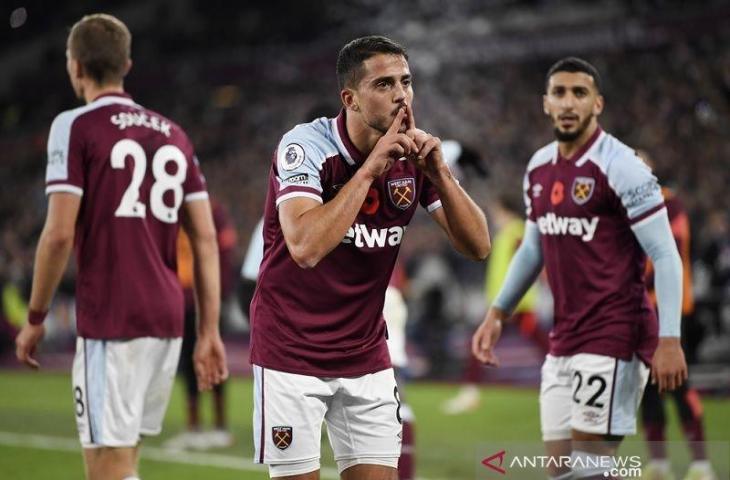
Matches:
[554,125,603,165]
[92,91,133,102]
[332,109,365,166]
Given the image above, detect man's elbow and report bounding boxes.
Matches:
[191,229,219,258]
[462,236,491,261]
[475,239,491,261]
[43,228,74,253]
[288,243,321,269]
[471,239,491,261]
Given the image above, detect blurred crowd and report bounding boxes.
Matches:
[1,0,729,375]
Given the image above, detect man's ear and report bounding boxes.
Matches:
[123,58,132,77]
[341,88,359,112]
[593,94,604,116]
[71,58,84,80]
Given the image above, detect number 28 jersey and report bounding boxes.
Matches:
[45,93,208,339]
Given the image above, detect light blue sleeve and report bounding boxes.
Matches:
[275,126,328,207]
[631,209,682,337]
[492,221,544,314]
[605,148,664,221]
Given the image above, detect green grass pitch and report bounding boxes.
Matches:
[0,371,728,479]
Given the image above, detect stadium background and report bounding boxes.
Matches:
[1,0,729,478]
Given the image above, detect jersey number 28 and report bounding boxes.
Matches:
[111,138,187,223]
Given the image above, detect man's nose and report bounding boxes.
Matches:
[561,92,577,110]
[393,83,406,103]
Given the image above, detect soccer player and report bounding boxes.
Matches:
[14,14,227,480]
[472,57,687,480]
[250,36,490,479]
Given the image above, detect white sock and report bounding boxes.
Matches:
[122,476,141,480]
[689,460,713,470]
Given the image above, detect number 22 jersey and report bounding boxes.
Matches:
[44,93,208,339]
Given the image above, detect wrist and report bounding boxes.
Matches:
[427,165,454,188]
[355,166,377,184]
[28,309,48,326]
[658,336,681,346]
[488,306,509,323]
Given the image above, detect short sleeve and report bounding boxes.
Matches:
[45,111,84,196]
[418,176,442,213]
[183,151,209,202]
[606,151,664,224]
[275,135,325,208]
[523,171,536,221]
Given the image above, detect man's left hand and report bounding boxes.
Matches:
[193,332,229,391]
[651,337,688,393]
[404,103,449,182]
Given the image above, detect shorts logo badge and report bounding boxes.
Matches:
[272,426,293,450]
[387,178,415,210]
[572,177,595,205]
[280,144,305,171]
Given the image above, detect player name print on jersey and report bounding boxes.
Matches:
[536,213,599,242]
[110,111,171,137]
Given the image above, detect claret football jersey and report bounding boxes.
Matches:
[45,93,208,339]
[523,127,664,363]
[250,110,441,377]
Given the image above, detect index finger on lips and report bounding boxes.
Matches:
[405,103,416,131]
[387,107,406,135]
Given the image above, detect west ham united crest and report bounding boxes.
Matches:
[571,177,595,205]
[387,178,415,210]
[272,426,293,450]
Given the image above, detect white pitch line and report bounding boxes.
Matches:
[0,431,338,479]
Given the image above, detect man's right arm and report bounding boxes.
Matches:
[16,192,81,368]
[280,108,416,268]
[280,168,376,268]
[472,221,543,365]
[490,221,544,315]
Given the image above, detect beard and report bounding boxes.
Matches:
[366,112,397,135]
[553,114,593,142]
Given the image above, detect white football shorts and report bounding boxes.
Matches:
[252,365,402,477]
[72,337,182,448]
[540,353,650,441]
